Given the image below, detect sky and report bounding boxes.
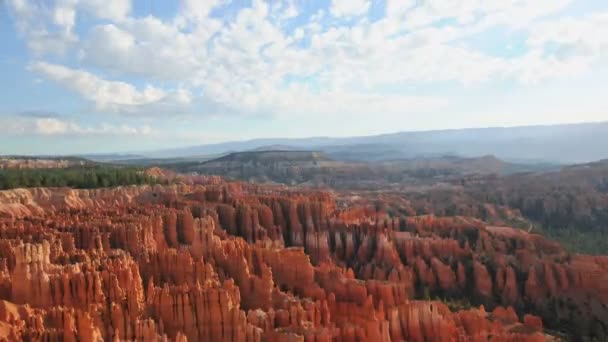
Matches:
[1,0,607,155]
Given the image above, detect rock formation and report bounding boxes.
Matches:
[0,178,603,340]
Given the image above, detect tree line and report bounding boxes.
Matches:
[0,166,161,190]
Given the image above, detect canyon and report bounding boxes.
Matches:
[177,152,608,255]
[0,174,605,341]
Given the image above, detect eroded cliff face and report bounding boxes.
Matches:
[0,180,604,341]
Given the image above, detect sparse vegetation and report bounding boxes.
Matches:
[542,228,608,256]
[438,297,473,312]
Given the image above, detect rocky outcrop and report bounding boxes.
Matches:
[0,181,603,340]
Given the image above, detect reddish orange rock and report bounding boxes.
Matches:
[0,180,602,341]
[523,314,543,332]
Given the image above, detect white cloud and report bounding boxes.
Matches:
[0,116,154,136]
[178,0,223,21]
[30,61,165,106]
[79,0,131,21]
[35,117,71,135]
[6,0,132,56]
[330,0,371,18]
[385,0,574,30]
[81,20,210,81]
[282,0,299,19]
[52,5,76,31]
[527,12,608,57]
[501,12,608,84]
[6,0,78,55]
[29,62,175,113]
[6,0,608,120]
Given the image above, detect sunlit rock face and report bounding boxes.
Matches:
[0,179,605,341]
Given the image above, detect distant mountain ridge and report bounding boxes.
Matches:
[143,122,608,164]
[208,150,329,163]
[176,150,343,185]
[171,151,551,188]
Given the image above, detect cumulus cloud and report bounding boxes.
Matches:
[7,0,608,119]
[29,62,192,114]
[81,20,207,81]
[178,0,224,21]
[527,12,608,57]
[6,0,132,55]
[330,0,371,18]
[6,0,78,55]
[79,0,131,21]
[34,118,154,136]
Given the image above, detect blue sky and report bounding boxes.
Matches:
[1,0,607,155]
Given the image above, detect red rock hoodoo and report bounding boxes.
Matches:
[0,179,605,341]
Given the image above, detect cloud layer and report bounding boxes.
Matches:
[0,114,153,137]
[3,0,607,149]
[8,1,607,115]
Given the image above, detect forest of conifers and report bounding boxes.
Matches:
[0,166,160,190]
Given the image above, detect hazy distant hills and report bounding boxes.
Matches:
[170,150,553,187]
[76,154,145,162]
[144,122,608,164]
[174,150,345,185]
[209,150,330,163]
